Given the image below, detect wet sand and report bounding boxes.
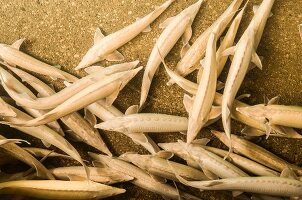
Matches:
[0,0,301,199]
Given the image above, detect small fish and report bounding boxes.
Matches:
[211,130,302,175]
[75,0,174,70]
[9,67,111,155]
[4,61,139,110]
[0,135,54,180]
[10,67,142,127]
[168,0,243,84]
[120,152,208,181]
[0,180,126,199]
[237,103,302,130]
[50,166,133,184]
[203,146,280,177]
[221,0,274,149]
[95,113,188,133]
[176,176,302,198]
[89,153,201,200]
[0,40,77,82]
[139,0,204,108]
[186,32,217,144]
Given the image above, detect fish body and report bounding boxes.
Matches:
[95,113,188,133]
[170,0,243,83]
[237,104,302,129]
[0,180,125,199]
[140,0,204,108]
[120,153,208,181]
[187,32,217,143]
[50,166,133,184]
[75,0,174,70]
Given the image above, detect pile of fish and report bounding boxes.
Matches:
[0,0,301,199]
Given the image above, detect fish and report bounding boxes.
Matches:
[3,61,139,110]
[175,176,302,198]
[95,113,188,133]
[0,40,77,82]
[236,103,302,130]
[9,67,142,127]
[139,0,204,108]
[89,153,201,200]
[0,180,126,199]
[177,140,249,179]
[211,130,302,175]
[186,32,217,144]
[0,66,64,136]
[221,0,275,148]
[50,166,133,184]
[0,135,54,179]
[75,0,175,70]
[168,0,243,85]
[203,146,280,177]
[0,103,88,176]
[119,152,208,181]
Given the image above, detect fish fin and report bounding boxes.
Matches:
[105,88,120,107]
[11,38,25,50]
[192,138,210,146]
[53,64,61,69]
[94,27,105,44]
[264,120,272,139]
[179,131,187,135]
[41,140,51,148]
[232,191,243,197]
[105,50,125,62]
[66,130,84,142]
[159,16,175,29]
[280,167,299,180]
[84,65,104,74]
[236,93,251,101]
[216,81,224,91]
[151,174,167,183]
[50,76,58,81]
[143,25,152,33]
[241,126,264,137]
[271,125,302,139]
[183,94,194,113]
[209,106,222,120]
[125,105,138,115]
[181,43,191,58]
[180,27,192,58]
[84,108,97,126]
[253,5,273,17]
[251,52,263,70]
[63,80,72,87]
[67,174,86,181]
[202,168,219,180]
[155,150,174,160]
[222,46,236,56]
[92,160,106,168]
[267,96,280,105]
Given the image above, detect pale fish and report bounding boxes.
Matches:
[139,0,204,108]
[3,61,139,110]
[8,67,111,155]
[0,66,64,136]
[50,166,133,184]
[0,104,88,176]
[0,40,77,82]
[75,0,175,70]
[237,103,302,129]
[89,153,201,200]
[168,0,243,85]
[203,146,280,177]
[211,130,302,175]
[163,64,302,138]
[119,151,208,182]
[9,67,142,127]
[176,176,302,198]
[95,113,188,133]
[186,32,217,144]
[221,0,275,147]
[0,135,54,179]
[0,180,125,199]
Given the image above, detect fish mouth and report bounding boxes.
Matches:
[235,106,251,116]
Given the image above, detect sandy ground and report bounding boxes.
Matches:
[0,0,301,199]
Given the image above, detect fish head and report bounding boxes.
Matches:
[119,152,140,162]
[236,104,268,123]
[75,47,101,70]
[182,0,204,21]
[95,119,130,133]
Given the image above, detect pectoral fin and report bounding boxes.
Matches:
[125,105,138,115]
[202,168,219,180]
[105,88,120,107]
[136,17,152,33]
[209,106,222,120]
[192,138,210,146]
[105,50,125,62]
[41,140,51,148]
[84,66,105,74]
[280,167,299,180]
[84,108,97,126]
[159,16,175,29]
[94,27,105,44]
[241,126,264,137]
[251,52,263,70]
[68,174,86,181]
[11,38,25,50]
[180,27,192,58]
[183,94,194,114]
[253,5,273,17]
[222,46,236,56]
[155,150,174,160]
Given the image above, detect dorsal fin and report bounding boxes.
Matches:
[94,27,105,44]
